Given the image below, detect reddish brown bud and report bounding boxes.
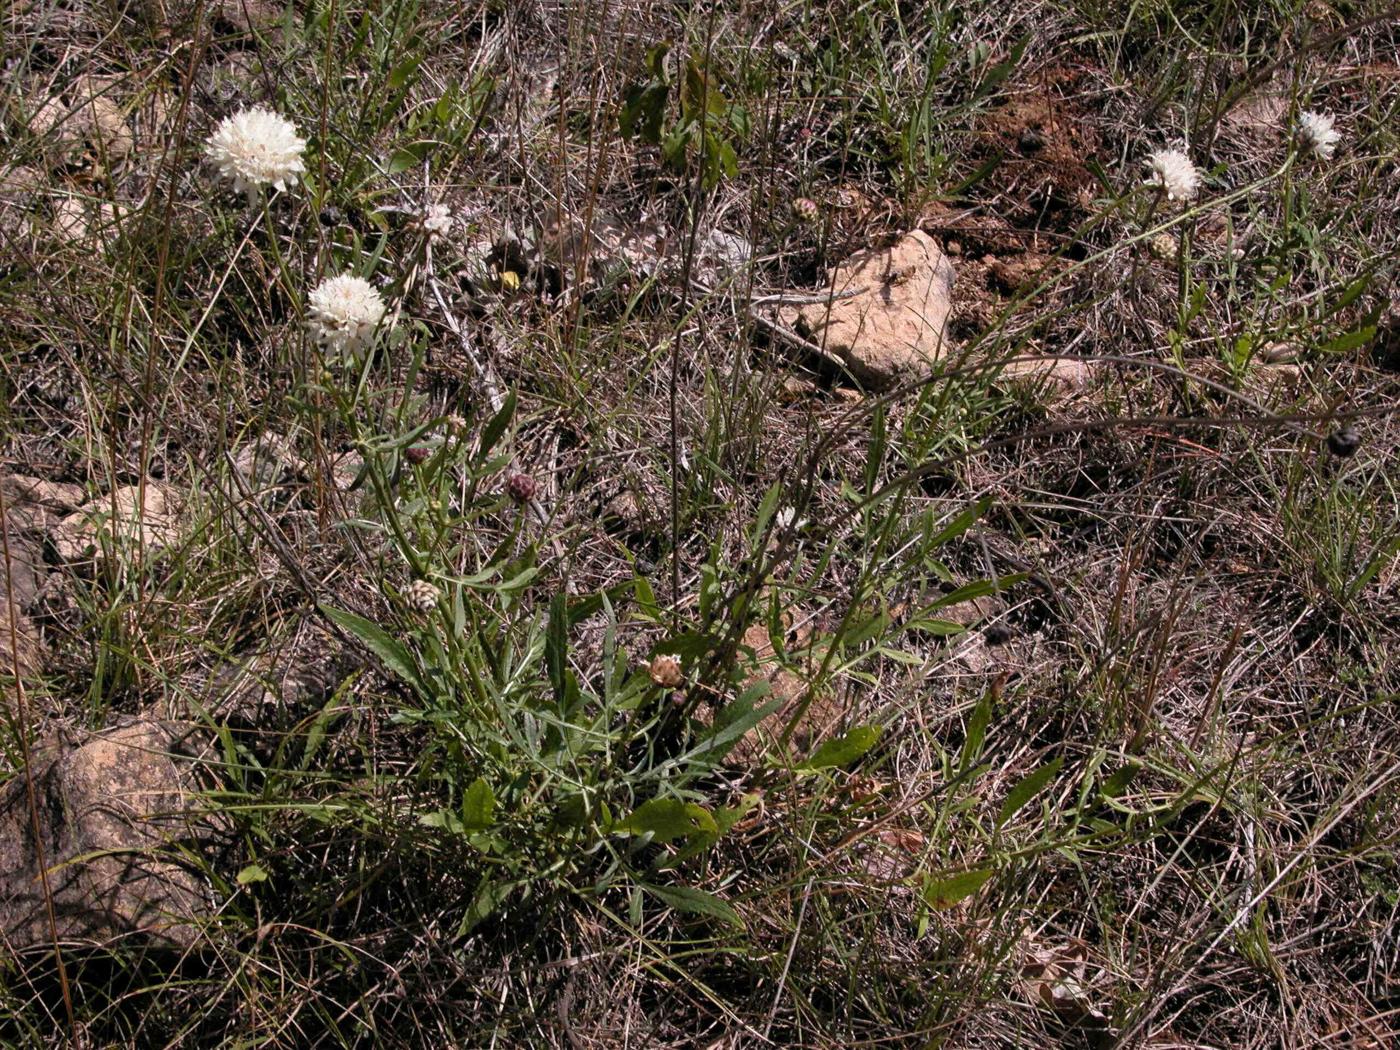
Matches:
[507,472,537,502]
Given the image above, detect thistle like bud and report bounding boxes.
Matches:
[403,579,439,613]
[507,472,537,503]
[791,197,819,224]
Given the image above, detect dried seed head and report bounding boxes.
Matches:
[791,197,819,224]
[404,578,439,613]
[507,472,537,503]
[648,653,684,688]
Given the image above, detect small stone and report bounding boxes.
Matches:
[996,357,1094,392]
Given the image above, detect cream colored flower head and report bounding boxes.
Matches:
[1296,111,1340,161]
[307,273,388,354]
[422,203,454,240]
[1143,148,1200,202]
[206,106,306,197]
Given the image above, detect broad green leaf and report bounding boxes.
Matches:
[646,883,742,927]
[319,604,422,691]
[236,863,269,886]
[457,875,507,937]
[923,868,995,909]
[1100,761,1142,799]
[614,798,716,843]
[1326,271,1372,317]
[794,724,882,772]
[1317,325,1375,353]
[419,808,464,834]
[461,777,496,830]
[997,756,1063,828]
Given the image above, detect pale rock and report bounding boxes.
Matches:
[780,230,956,389]
[0,719,211,949]
[52,482,181,567]
[995,357,1094,393]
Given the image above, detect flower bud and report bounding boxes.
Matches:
[791,197,819,224]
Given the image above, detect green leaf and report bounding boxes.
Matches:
[959,691,992,772]
[614,798,717,843]
[546,592,568,702]
[1317,325,1376,353]
[236,863,269,886]
[926,498,990,547]
[660,122,692,170]
[620,82,669,144]
[319,604,422,692]
[419,808,464,834]
[457,875,507,937]
[973,33,1029,100]
[1326,271,1372,317]
[1100,760,1142,799]
[646,883,742,927]
[685,694,782,765]
[997,756,1063,828]
[794,724,882,772]
[923,868,994,909]
[388,55,422,91]
[477,388,516,459]
[461,777,496,831]
[387,141,433,174]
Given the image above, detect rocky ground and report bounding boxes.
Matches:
[2,1,1398,1047]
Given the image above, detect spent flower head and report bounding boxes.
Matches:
[422,203,454,240]
[307,273,388,355]
[648,653,684,689]
[1143,148,1200,202]
[1296,111,1340,161]
[205,106,306,198]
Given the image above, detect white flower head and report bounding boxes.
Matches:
[422,203,454,240]
[1143,148,1201,202]
[307,273,388,354]
[1296,110,1340,161]
[205,106,306,197]
[774,506,807,533]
